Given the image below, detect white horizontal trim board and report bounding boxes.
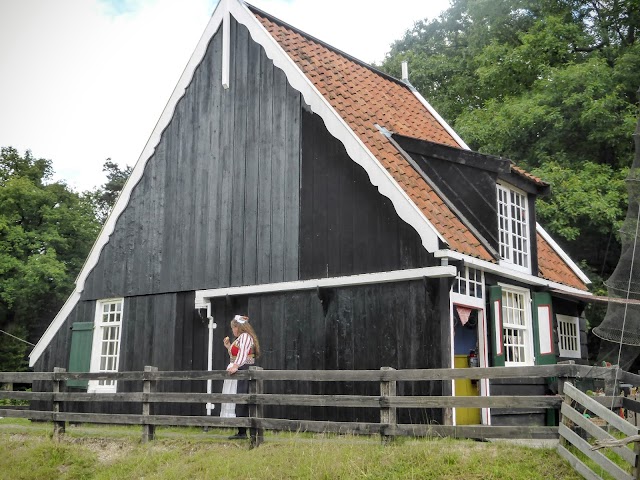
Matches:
[434,249,592,297]
[195,266,457,305]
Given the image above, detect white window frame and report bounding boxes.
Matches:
[500,284,534,366]
[88,298,124,393]
[557,314,581,358]
[497,182,530,274]
[452,266,484,299]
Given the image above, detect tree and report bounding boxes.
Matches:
[86,159,133,224]
[380,0,638,281]
[0,147,101,370]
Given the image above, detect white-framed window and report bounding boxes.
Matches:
[497,183,530,272]
[452,266,484,299]
[501,285,534,366]
[557,314,581,358]
[88,298,124,393]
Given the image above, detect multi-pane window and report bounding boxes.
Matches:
[89,299,123,392]
[557,314,581,358]
[502,287,532,365]
[497,184,529,270]
[452,266,484,299]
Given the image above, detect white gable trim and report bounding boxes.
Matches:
[536,223,591,284]
[434,249,591,296]
[30,0,449,366]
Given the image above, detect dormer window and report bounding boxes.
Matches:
[497,183,530,272]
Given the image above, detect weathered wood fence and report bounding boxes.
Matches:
[1,364,638,454]
[557,372,640,480]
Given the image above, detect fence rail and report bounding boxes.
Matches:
[0,364,635,451]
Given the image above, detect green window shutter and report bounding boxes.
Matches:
[488,286,505,366]
[532,292,556,365]
[67,322,94,388]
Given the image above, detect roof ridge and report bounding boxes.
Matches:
[244,2,409,89]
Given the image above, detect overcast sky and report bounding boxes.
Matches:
[0,0,450,192]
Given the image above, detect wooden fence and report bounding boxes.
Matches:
[1,364,638,453]
[557,373,640,480]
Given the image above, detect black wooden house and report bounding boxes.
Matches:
[30,0,593,426]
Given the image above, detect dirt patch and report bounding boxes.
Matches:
[9,433,42,443]
[64,437,132,463]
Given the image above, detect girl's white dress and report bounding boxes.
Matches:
[220,363,237,417]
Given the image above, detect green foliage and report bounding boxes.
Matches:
[380,0,639,280]
[0,323,30,372]
[0,147,101,370]
[531,162,627,242]
[85,159,132,224]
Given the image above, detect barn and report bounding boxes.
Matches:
[29,0,592,426]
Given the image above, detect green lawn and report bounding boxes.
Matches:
[0,419,581,480]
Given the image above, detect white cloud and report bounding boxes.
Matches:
[0,0,448,192]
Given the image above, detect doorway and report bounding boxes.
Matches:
[453,305,481,425]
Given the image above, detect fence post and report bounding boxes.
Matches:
[142,366,157,443]
[380,367,397,445]
[249,366,264,448]
[558,380,574,448]
[604,367,618,397]
[52,367,66,439]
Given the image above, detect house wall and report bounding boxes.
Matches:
[484,273,588,426]
[32,291,207,415]
[299,108,436,278]
[35,280,446,422]
[217,280,446,423]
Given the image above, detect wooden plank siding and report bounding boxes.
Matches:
[299,107,435,280]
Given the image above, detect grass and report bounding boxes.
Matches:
[0,419,582,480]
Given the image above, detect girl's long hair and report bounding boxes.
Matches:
[231,316,261,358]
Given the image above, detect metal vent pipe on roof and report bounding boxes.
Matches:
[401,61,409,83]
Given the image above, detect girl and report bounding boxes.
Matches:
[221,315,261,439]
